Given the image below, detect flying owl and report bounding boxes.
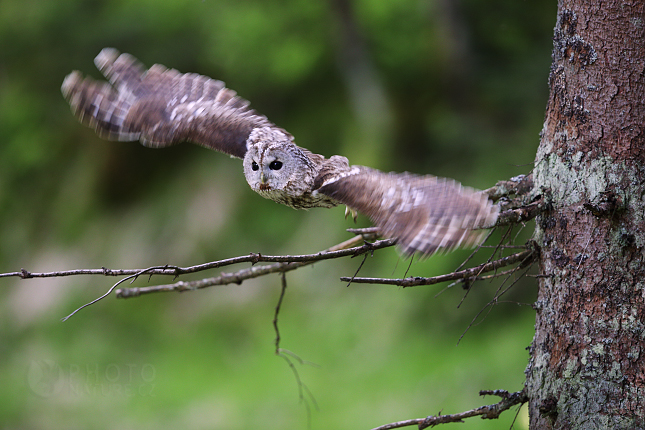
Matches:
[61,48,499,256]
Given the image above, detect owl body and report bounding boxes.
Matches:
[61,48,499,257]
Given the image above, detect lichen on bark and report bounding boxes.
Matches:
[526,0,645,428]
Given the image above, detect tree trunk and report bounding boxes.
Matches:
[526,0,645,428]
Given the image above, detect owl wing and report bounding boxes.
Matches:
[315,166,499,257]
[61,48,276,159]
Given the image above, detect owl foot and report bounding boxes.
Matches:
[345,206,358,222]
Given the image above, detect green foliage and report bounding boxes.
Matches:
[0,0,553,428]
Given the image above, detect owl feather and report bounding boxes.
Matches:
[62,48,499,257]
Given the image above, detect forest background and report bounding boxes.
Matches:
[1,0,554,428]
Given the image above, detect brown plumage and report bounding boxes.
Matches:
[62,48,499,257]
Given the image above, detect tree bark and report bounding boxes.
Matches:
[526,0,645,428]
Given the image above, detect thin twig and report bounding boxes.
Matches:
[496,225,515,260]
[457,260,535,344]
[276,352,316,426]
[340,249,533,287]
[456,226,511,308]
[509,402,525,430]
[271,273,319,425]
[456,225,515,308]
[345,253,369,287]
[434,266,520,298]
[61,266,173,321]
[511,222,527,244]
[454,228,496,272]
[402,256,414,278]
[274,272,288,352]
[368,389,528,430]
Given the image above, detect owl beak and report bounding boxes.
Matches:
[259,172,271,190]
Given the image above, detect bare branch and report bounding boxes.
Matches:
[115,238,396,298]
[10,234,393,320]
[0,235,395,282]
[339,249,534,287]
[346,226,380,236]
[369,389,527,430]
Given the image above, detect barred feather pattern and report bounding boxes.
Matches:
[315,167,499,256]
[61,48,272,158]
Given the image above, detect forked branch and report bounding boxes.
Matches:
[370,389,528,430]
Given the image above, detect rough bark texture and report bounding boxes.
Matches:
[526,0,645,428]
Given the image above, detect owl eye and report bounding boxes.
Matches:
[251,161,259,171]
[269,160,283,170]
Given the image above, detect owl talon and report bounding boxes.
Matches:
[345,206,358,222]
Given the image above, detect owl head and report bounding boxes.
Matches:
[242,127,316,202]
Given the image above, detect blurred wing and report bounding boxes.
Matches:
[61,48,275,159]
[316,167,499,257]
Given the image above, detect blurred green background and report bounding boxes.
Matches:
[0,0,554,428]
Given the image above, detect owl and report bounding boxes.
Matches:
[61,48,499,256]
